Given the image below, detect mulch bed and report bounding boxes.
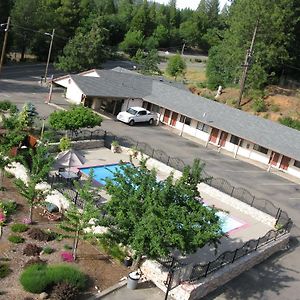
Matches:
[0,176,129,300]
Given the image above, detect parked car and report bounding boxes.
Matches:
[117,106,157,126]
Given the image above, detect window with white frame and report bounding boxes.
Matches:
[294,160,300,168]
[253,144,268,154]
[197,121,210,133]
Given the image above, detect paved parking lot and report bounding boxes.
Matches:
[1,63,300,300]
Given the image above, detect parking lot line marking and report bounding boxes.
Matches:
[259,183,299,186]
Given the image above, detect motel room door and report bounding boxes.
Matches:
[218,131,228,147]
[279,156,291,170]
[170,112,178,127]
[209,128,220,144]
[163,109,171,124]
[268,151,280,166]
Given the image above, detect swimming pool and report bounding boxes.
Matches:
[80,163,246,233]
[80,163,130,185]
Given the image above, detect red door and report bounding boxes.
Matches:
[170,112,178,127]
[268,152,280,166]
[209,128,219,144]
[279,156,291,170]
[218,132,228,147]
[163,109,171,124]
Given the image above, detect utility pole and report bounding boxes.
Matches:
[237,19,259,108]
[0,16,11,73]
[44,29,55,82]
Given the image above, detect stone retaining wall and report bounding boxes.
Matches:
[141,233,289,300]
[48,140,104,152]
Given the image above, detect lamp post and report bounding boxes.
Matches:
[44,29,55,82]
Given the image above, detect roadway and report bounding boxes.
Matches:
[0,63,300,300]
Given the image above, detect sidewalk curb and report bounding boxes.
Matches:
[47,102,67,111]
[87,279,127,300]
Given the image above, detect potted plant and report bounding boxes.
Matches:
[129,146,139,158]
[111,140,120,153]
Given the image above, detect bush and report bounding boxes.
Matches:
[0,263,11,278]
[59,137,71,151]
[43,246,54,254]
[20,264,49,293]
[20,264,87,294]
[0,200,17,217]
[0,100,18,112]
[63,244,72,250]
[27,228,50,241]
[8,235,25,244]
[252,98,266,112]
[61,251,74,263]
[51,282,79,300]
[11,223,29,233]
[23,244,42,256]
[270,104,280,112]
[24,257,47,269]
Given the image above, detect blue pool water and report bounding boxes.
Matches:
[81,163,245,233]
[80,163,130,185]
[216,211,244,233]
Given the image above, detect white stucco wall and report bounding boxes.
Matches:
[286,159,300,177]
[249,149,271,165]
[54,77,70,88]
[121,98,143,111]
[66,81,83,104]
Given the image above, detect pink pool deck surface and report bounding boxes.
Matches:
[64,147,274,264]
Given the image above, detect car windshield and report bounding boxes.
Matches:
[126,108,138,115]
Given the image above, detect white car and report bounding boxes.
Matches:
[117,107,156,126]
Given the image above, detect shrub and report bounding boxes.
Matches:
[47,265,87,290]
[252,98,266,112]
[43,246,54,254]
[20,264,49,293]
[27,228,50,241]
[8,235,25,244]
[23,244,42,256]
[0,263,11,278]
[0,200,17,217]
[11,223,29,233]
[20,264,87,293]
[270,104,280,112]
[24,257,47,269]
[0,100,18,112]
[51,282,79,300]
[61,251,74,263]
[59,137,71,151]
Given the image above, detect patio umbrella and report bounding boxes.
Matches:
[55,149,86,171]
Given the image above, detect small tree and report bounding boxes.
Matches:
[101,159,223,266]
[166,53,187,80]
[134,49,161,75]
[18,102,38,129]
[119,30,144,57]
[49,105,103,136]
[60,175,101,260]
[15,144,54,223]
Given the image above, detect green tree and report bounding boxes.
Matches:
[15,144,54,223]
[119,30,144,57]
[134,49,161,75]
[166,53,186,79]
[207,0,297,90]
[18,103,38,129]
[48,105,103,134]
[101,159,222,265]
[60,176,101,260]
[56,17,109,72]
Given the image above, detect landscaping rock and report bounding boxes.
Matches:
[39,292,48,299]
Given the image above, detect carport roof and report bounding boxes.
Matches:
[55,69,300,162]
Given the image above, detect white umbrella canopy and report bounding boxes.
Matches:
[55,149,86,170]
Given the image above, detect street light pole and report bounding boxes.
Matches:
[0,16,11,73]
[44,28,55,82]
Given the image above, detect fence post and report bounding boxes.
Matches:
[255,238,260,250]
[230,187,235,197]
[275,209,281,226]
[232,249,238,263]
[167,156,170,166]
[104,130,107,139]
[204,262,211,277]
[250,196,255,207]
[90,131,93,140]
[151,149,155,158]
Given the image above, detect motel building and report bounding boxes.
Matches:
[52,67,300,180]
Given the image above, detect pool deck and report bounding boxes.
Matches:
[64,147,274,264]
